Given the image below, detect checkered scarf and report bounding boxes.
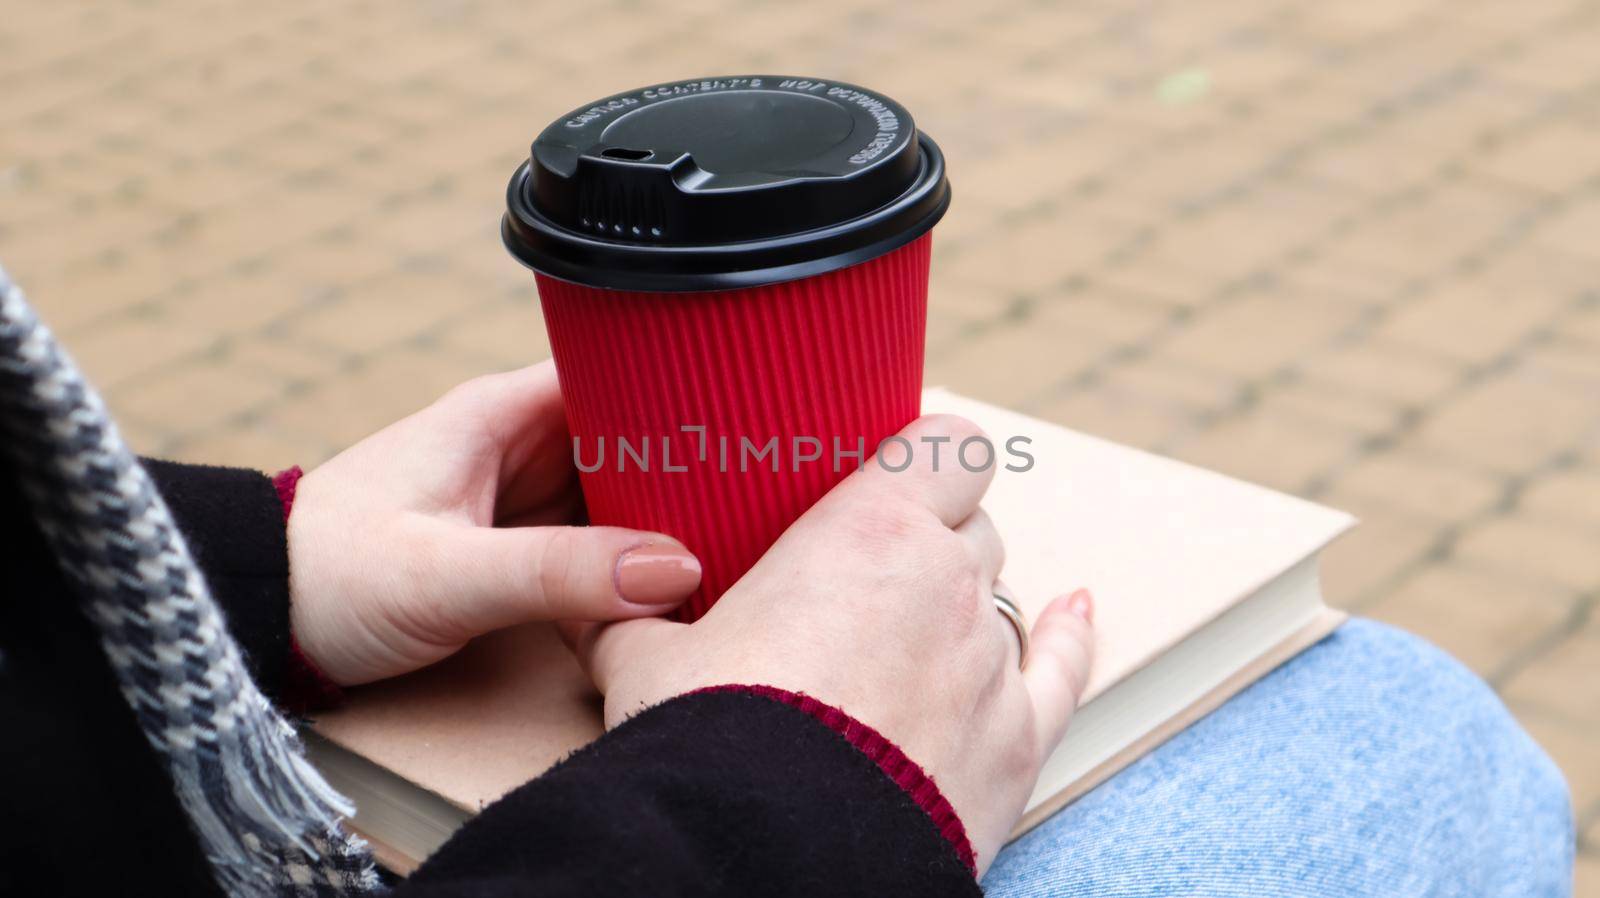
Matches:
[0,264,378,897]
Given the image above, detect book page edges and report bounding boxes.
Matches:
[330,607,1349,874]
[350,828,421,878]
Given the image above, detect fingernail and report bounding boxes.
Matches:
[1066,588,1094,623]
[615,543,702,605]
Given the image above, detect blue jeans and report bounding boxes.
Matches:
[983,619,1575,897]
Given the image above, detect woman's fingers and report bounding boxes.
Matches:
[1020,589,1096,762]
[953,508,1005,587]
[432,362,565,452]
[571,616,684,696]
[428,525,701,641]
[829,414,996,528]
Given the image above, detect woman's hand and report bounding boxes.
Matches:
[287,362,702,686]
[566,415,1095,875]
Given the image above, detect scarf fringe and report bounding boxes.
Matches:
[0,264,378,897]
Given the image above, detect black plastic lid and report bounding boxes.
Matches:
[503,76,950,292]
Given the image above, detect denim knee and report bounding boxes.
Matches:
[1284,618,1575,888]
[1315,620,1567,783]
[983,618,1575,898]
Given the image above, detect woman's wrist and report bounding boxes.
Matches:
[272,465,346,713]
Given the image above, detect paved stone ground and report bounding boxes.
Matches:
[3,0,1598,885]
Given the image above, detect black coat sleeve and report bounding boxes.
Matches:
[5,457,979,896]
[142,459,295,701]
[401,689,983,898]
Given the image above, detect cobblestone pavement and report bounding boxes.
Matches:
[3,0,1598,882]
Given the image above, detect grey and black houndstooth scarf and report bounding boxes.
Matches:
[0,263,378,897]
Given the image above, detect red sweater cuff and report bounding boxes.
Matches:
[271,466,346,714]
[693,684,977,875]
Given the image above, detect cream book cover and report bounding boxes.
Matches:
[305,389,1355,872]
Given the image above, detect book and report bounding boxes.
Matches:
[302,389,1355,873]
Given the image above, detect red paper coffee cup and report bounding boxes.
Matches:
[503,76,950,620]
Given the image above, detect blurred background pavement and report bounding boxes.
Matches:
[1,0,1596,885]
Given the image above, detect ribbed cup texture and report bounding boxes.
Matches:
[536,235,931,621]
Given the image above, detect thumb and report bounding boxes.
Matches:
[430,524,701,641]
[1021,589,1096,763]
[566,615,684,697]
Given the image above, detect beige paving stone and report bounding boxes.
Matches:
[263,231,405,293]
[1300,338,1464,405]
[1168,409,1360,495]
[957,127,1147,213]
[1578,853,1599,898]
[926,198,1009,251]
[1279,244,1410,306]
[1452,513,1600,594]
[1097,353,1243,412]
[1318,508,1442,605]
[181,189,374,260]
[1034,388,1197,451]
[940,213,1140,297]
[925,308,977,355]
[1535,199,1600,261]
[264,349,495,449]
[1409,364,1599,475]
[926,319,1107,409]
[1108,131,1276,212]
[1294,0,1435,37]
[1365,563,1574,677]
[1296,128,1450,196]
[1491,23,1600,92]
[15,194,168,263]
[107,357,288,439]
[1131,209,1311,284]
[1455,0,1593,33]
[1503,615,1600,726]
[1032,291,1172,347]
[230,122,380,182]
[167,423,338,472]
[1332,448,1505,522]
[1470,241,1600,299]
[1569,305,1600,348]
[1197,178,1364,255]
[1519,468,1600,534]
[1343,76,1535,151]
[159,273,331,337]
[1522,342,1600,398]
[956,85,1112,139]
[225,334,352,386]
[66,316,222,390]
[1374,281,1571,366]
[112,417,173,459]
[1473,120,1600,194]
[1160,291,1362,380]
[434,300,552,371]
[927,278,1022,328]
[1328,180,1542,280]
[134,157,285,215]
[283,270,486,357]
[1255,380,1406,436]
[1194,41,1314,102]
[13,259,171,334]
[448,237,543,299]
[1084,250,1225,309]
